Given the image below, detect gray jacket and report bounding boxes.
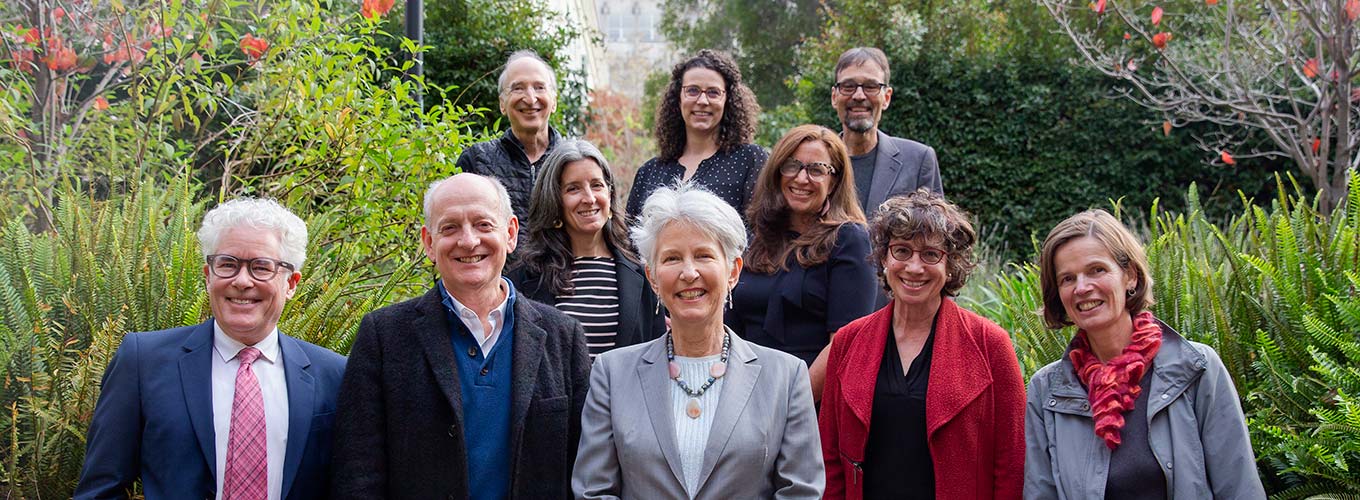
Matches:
[1023,321,1266,499]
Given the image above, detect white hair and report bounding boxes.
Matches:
[497,50,558,95]
[423,173,514,229]
[197,197,308,269]
[630,182,747,268]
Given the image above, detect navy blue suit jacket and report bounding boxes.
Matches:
[74,320,346,500]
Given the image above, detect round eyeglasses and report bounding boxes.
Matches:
[833,81,889,96]
[206,254,296,281]
[779,159,837,180]
[681,86,725,101]
[887,245,946,265]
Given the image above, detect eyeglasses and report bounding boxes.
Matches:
[833,81,889,96]
[887,245,946,265]
[206,254,296,281]
[681,86,725,101]
[779,159,837,180]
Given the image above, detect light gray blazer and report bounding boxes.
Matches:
[572,331,824,500]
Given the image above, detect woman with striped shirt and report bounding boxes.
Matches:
[509,139,664,356]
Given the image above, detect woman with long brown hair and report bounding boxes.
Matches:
[725,124,878,370]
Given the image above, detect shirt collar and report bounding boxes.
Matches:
[211,321,281,364]
[438,276,517,323]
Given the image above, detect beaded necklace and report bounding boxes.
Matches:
[666,331,730,419]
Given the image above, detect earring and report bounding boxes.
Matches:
[552,220,563,229]
[1127,288,1136,297]
[655,300,661,316]
[726,287,734,310]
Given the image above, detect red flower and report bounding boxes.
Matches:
[1123,32,1131,40]
[1206,0,1218,4]
[53,7,66,21]
[1303,58,1319,79]
[1312,138,1321,154]
[361,0,397,19]
[239,33,269,61]
[1162,121,1172,137]
[1152,32,1172,49]
[93,96,109,111]
[22,27,40,44]
[1150,6,1164,26]
[42,38,77,72]
[1348,0,1360,21]
[1220,150,1236,165]
[1090,0,1107,13]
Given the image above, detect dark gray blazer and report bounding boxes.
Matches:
[863,130,943,213]
[330,285,591,499]
[507,247,664,351]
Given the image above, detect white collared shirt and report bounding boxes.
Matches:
[445,278,512,355]
[211,323,289,500]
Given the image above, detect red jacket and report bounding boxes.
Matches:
[818,298,1024,500]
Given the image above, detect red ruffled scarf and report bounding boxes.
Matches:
[1067,311,1162,450]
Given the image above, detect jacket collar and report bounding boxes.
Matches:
[499,126,562,165]
[1046,319,1207,413]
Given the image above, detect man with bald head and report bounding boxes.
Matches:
[456,50,562,225]
[331,173,590,499]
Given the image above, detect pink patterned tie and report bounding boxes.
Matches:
[223,346,267,500]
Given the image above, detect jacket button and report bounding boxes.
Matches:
[1165,461,1173,469]
[1161,393,1169,399]
[1048,399,1056,407]
[1081,403,1089,411]
[448,424,457,437]
[467,346,478,357]
[480,367,490,376]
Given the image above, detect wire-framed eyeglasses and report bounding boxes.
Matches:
[887,245,946,265]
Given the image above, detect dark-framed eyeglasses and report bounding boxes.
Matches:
[206,254,295,281]
[779,159,837,180]
[681,85,725,101]
[887,245,946,265]
[833,81,889,96]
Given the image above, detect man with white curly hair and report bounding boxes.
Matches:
[76,197,346,500]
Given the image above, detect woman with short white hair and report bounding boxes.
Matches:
[572,183,824,499]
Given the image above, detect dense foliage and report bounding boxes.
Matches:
[961,175,1360,495]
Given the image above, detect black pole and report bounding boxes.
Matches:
[405,0,424,115]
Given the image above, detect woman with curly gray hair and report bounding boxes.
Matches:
[818,189,1025,499]
[624,49,766,225]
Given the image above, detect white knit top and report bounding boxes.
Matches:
[670,354,724,498]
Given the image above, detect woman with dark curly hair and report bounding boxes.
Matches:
[819,190,1025,500]
[508,139,664,357]
[625,49,765,224]
[726,125,877,368]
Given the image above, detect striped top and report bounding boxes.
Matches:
[555,257,620,357]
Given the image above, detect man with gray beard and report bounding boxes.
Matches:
[831,47,942,214]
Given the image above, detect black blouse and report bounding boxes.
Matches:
[624,143,766,223]
[863,322,936,499]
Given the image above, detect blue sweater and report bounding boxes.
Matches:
[440,280,517,500]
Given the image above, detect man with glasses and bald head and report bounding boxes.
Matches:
[77,197,346,500]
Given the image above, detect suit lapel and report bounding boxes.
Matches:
[279,334,314,500]
[508,300,546,460]
[867,130,903,211]
[694,332,761,491]
[412,286,465,423]
[614,253,644,346]
[637,340,687,491]
[925,299,991,437]
[178,320,218,477]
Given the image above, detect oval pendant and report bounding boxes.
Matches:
[685,398,702,419]
[709,362,726,379]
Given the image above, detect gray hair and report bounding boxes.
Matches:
[197,197,308,269]
[834,47,891,86]
[423,173,514,229]
[497,50,558,95]
[630,182,747,268]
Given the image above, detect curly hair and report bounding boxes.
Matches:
[514,140,636,296]
[744,125,867,274]
[867,190,977,297]
[1038,209,1154,329]
[653,49,759,161]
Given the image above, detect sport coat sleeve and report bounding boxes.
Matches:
[74,334,143,500]
[915,144,942,195]
[330,313,388,498]
[567,315,592,475]
[985,323,1026,499]
[818,331,851,500]
[825,224,877,335]
[572,355,622,500]
[774,363,825,499]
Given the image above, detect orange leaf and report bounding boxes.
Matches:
[1220,151,1236,165]
[362,0,397,19]
[1162,121,1172,136]
[1124,32,1132,40]
[1312,138,1321,154]
[1206,0,1218,4]
[1303,58,1319,78]
[53,7,66,21]
[1090,0,1107,14]
[22,27,39,44]
[93,96,109,111]
[1151,6,1164,26]
[239,33,269,61]
[1152,32,1172,49]
[1348,0,1360,21]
